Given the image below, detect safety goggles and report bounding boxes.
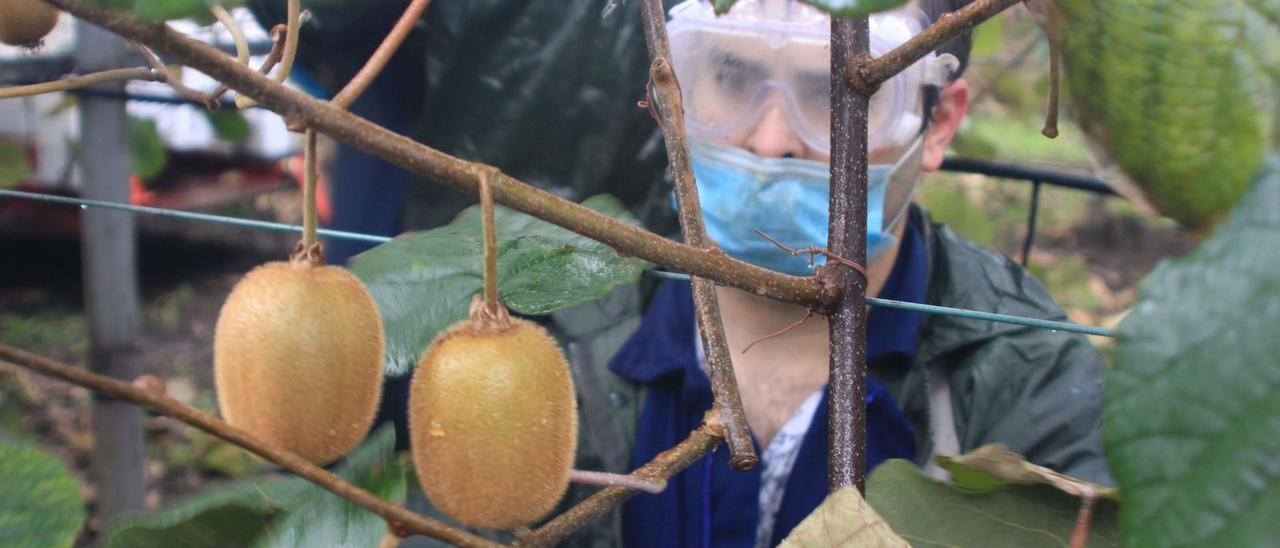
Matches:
[668,0,946,157]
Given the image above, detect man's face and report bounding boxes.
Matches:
[682,32,833,162]
[677,22,955,170]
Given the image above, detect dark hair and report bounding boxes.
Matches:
[916,0,975,125]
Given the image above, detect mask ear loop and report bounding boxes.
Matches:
[878,134,927,237]
[875,53,959,234]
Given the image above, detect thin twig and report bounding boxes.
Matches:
[1041,39,1061,139]
[639,0,757,472]
[741,309,815,355]
[238,0,299,109]
[753,228,868,280]
[211,4,249,67]
[331,0,430,110]
[849,0,1023,95]
[46,0,826,309]
[209,23,287,105]
[0,344,500,548]
[130,41,216,108]
[1070,493,1098,548]
[569,470,665,495]
[968,34,1039,106]
[637,78,660,124]
[520,413,725,546]
[0,67,159,100]
[276,0,301,84]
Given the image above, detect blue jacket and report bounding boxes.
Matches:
[609,215,929,547]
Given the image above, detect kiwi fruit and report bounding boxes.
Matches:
[0,0,60,46]
[409,299,578,530]
[214,261,384,466]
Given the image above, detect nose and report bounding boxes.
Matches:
[743,106,807,159]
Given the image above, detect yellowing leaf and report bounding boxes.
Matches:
[779,486,908,548]
[938,443,1117,500]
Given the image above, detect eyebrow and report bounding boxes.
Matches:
[708,48,768,79]
[795,70,828,92]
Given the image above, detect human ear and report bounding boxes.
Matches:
[921,78,970,172]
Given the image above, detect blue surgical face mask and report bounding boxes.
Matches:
[680,137,924,276]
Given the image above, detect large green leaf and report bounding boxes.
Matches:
[713,0,905,16]
[1105,157,1280,546]
[0,433,85,548]
[867,460,1119,547]
[88,0,245,22]
[1053,0,1280,231]
[252,425,406,547]
[107,425,403,547]
[350,194,648,377]
[106,476,311,548]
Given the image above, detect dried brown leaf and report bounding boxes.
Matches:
[779,486,909,548]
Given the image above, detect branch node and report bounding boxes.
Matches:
[845,53,880,97]
[753,228,868,281]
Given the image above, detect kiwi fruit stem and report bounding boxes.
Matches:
[474,167,510,330]
[301,129,319,252]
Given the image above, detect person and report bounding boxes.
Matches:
[249,1,1110,546]
[587,2,1112,546]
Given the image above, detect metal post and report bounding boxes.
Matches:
[75,20,147,524]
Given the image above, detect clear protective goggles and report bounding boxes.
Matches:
[668,0,950,158]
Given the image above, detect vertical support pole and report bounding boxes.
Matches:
[75,20,147,524]
[1022,180,1042,267]
[826,16,871,492]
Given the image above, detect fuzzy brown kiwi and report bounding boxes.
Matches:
[214,261,384,466]
[409,298,578,530]
[0,0,59,46]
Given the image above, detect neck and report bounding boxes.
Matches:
[710,220,905,445]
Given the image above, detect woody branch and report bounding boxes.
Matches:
[848,0,1023,95]
[638,0,757,471]
[41,0,828,309]
[0,344,501,548]
[828,0,1023,493]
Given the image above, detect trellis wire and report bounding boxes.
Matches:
[0,189,1116,337]
[0,189,388,244]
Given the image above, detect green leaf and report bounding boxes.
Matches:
[128,116,167,182]
[938,443,1117,500]
[0,140,30,189]
[713,0,905,16]
[350,194,648,377]
[1105,156,1280,547]
[106,477,311,548]
[0,433,85,548]
[252,425,405,548]
[867,460,1119,547]
[88,0,246,22]
[1053,0,1279,231]
[204,110,251,144]
[107,425,402,548]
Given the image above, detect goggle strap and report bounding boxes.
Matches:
[923,53,961,87]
